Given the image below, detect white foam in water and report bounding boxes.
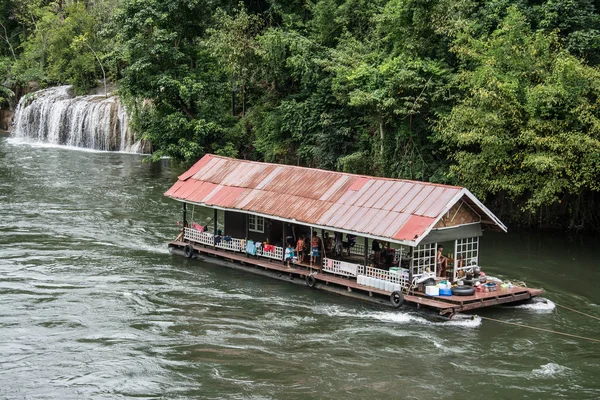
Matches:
[531,363,571,379]
[512,298,556,312]
[312,304,482,328]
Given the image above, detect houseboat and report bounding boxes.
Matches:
[165,155,544,319]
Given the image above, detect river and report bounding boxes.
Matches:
[1,136,599,399]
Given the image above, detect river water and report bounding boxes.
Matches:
[1,136,599,399]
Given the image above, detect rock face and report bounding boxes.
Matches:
[0,109,13,131]
[12,86,150,153]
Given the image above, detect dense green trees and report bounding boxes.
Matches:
[1,0,600,230]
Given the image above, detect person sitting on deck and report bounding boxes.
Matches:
[437,245,448,277]
[175,219,189,242]
[284,243,294,268]
[296,235,305,263]
[311,231,320,265]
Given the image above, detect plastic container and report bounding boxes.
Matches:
[426,285,440,296]
[439,288,453,296]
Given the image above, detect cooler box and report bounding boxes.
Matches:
[439,288,453,296]
[425,285,439,296]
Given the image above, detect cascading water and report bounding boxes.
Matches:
[12,85,149,153]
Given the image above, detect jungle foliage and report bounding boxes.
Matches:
[1,0,600,230]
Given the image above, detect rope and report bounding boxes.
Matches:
[555,303,600,322]
[479,316,600,343]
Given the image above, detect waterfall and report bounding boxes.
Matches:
[12,86,149,153]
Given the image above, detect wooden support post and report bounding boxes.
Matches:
[282,221,287,264]
[183,203,187,224]
[408,247,414,287]
[364,236,368,267]
[213,209,218,249]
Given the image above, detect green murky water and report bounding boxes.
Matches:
[1,136,599,399]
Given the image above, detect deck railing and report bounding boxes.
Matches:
[322,257,360,277]
[349,242,365,257]
[183,228,283,260]
[184,228,214,246]
[256,244,284,261]
[356,265,410,292]
[216,237,244,252]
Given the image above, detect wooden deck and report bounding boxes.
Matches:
[170,241,543,317]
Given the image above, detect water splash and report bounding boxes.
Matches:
[512,298,556,312]
[531,363,571,379]
[12,86,149,153]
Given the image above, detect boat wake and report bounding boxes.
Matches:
[313,305,482,328]
[511,297,556,312]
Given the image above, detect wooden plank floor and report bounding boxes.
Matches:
[173,241,541,313]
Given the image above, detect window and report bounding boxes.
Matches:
[249,215,264,233]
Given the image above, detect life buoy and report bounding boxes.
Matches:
[390,290,404,308]
[451,286,475,296]
[184,244,194,258]
[306,274,316,288]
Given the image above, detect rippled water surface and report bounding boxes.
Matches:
[1,137,599,399]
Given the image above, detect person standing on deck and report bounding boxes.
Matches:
[296,235,305,264]
[437,245,448,277]
[372,239,381,265]
[311,231,320,266]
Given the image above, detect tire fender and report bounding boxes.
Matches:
[390,290,404,308]
[184,244,194,258]
[306,274,316,288]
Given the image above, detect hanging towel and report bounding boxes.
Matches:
[246,240,256,255]
[193,223,204,232]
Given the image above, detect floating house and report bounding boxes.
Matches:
[165,155,543,318]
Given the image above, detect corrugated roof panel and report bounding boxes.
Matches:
[402,185,436,215]
[256,166,283,190]
[372,181,406,210]
[319,175,351,201]
[179,155,214,181]
[188,181,218,203]
[164,154,503,244]
[382,213,412,237]
[362,181,394,209]
[335,205,363,228]
[348,208,382,233]
[362,209,393,235]
[349,177,369,191]
[382,182,414,211]
[202,184,225,204]
[414,186,451,216]
[193,157,223,182]
[391,184,423,213]
[179,180,205,200]
[318,203,350,226]
[344,180,376,206]
[393,215,435,241]
[354,180,385,208]
[164,180,185,197]
[376,211,402,236]
[422,188,460,218]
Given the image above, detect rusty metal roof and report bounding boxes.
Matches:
[165,155,506,245]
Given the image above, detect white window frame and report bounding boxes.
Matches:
[248,215,264,233]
